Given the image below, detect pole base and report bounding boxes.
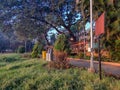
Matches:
[88,67,95,73]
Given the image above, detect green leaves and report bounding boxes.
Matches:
[31,42,43,58]
[54,34,70,53]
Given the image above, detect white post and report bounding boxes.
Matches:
[89,0,95,72]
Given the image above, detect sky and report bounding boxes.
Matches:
[85,22,90,30]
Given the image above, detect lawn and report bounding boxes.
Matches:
[0,53,120,90]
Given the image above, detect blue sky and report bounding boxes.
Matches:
[85,22,90,30]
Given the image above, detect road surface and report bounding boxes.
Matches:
[69,59,120,78]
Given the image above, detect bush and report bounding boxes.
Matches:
[49,51,71,69]
[31,42,43,58]
[110,40,120,62]
[78,52,84,59]
[49,34,71,69]
[54,34,70,54]
[114,40,120,61]
[17,46,25,53]
[49,51,72,69]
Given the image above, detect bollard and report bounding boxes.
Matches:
[42,51,46,60]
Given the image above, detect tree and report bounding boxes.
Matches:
[0,0,81,42]
[0,32,10,52]
[92,0,120,60]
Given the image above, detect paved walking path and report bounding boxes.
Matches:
[68,58,120,78]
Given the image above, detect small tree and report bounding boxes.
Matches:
[31,42,43,58]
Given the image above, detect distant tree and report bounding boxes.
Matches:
[0,32,10,52]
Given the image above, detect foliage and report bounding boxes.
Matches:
[110,40,120,61]
[54,34,70,54]
[31,42,43,58]
[76,0,120,61]
[53,34,71,69]
[49,51,71,69]
[17,46,25,53]
[0,32,10,52]
[78,52,84,59]
[0,54,120,90]
[0,0,80,42]
[94,1,120,61]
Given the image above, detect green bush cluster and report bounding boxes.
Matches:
[110,40,120,62]
[31,42,43,58]
[17,46,25,53]
[54,34,70,54]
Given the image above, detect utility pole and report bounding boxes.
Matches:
[89,0,95,72]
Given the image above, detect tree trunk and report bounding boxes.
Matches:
[44,34,50,45]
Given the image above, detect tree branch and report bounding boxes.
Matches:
[28,16,65,34]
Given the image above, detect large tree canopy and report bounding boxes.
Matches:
[0,0,81,43]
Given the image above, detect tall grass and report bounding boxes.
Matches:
[0,54,120,90]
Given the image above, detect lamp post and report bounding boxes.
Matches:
[88,0,95,72]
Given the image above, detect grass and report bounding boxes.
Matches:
[0,53,120,90]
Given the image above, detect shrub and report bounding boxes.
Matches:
[54,34,70,54]
[31,42,43,58]
[114,40,120,61]
[49,51,72,69]
[110,40,120,62]
[17,46,25,53]
[78,52,84,59]
[49,34,71,69]
[105,40,120,62]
